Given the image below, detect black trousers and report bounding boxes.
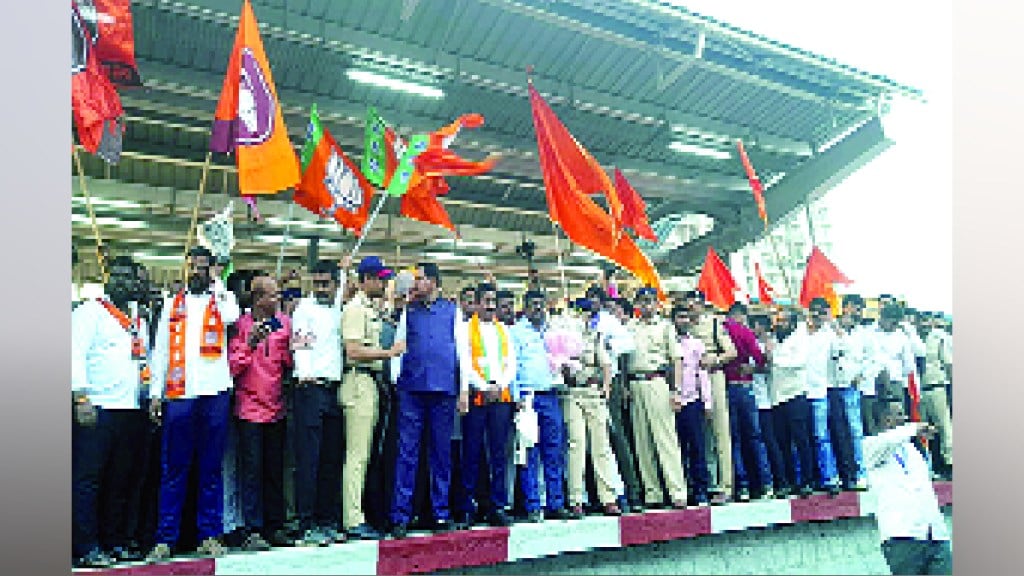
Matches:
[881,537,953,575]
[774,395,815,491]
[827,389,858,485]
[72,407,148,558]
[137,419,164,550]
[236,418,286,536]
[609,375,642,503]
[758,408,788,491]
[292,385,344,531]
[364,383,394,532]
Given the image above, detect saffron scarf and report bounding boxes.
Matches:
[99,299,150,386]
[468,313,512,405]
[165,291,223,399]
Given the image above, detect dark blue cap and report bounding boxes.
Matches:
[358,256,394,280]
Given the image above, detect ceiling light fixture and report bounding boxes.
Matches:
[71,213,148,229]
[668,141,732,160]
[346,69,444,99]
[434,238,495,250]
[71,197,145,210]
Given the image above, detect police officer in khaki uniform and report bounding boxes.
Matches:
[627,287,688,509]
[685,290,737,504]
[340,256,404,540]
[562,300,622,518]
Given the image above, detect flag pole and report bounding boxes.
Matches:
[182,151,213,279]
[275,201,296,277]
[551,222,569,306]
[348,192,388,261]
[72,145,108,284]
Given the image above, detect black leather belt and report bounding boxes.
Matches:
[629,371,667,382]
[349,365,383,378]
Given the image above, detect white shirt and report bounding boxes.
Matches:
[150,281,240,399]
[924,329,953,387]
[873,329,917,390]
[804,324,836,400]
[853,323,880,394]
[71,298,147,410]
[752,340,772,409]
[771,323,810,405]
[291,292,345,381]
[460,319,518,394]
[902,321,926,358]
[832,322,868,389]
[864,424,951,542]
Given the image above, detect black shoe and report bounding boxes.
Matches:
[826,484,842,497]
[526,510,543,523]
[736,487,751,502]
[567,505,585,520]
[628,500,646,513]
[799,485,814,498]
[693,493,710,507]
[775,486,791,499]
[488,510,512,527]
[297,528,331,547]
[545,508,572,521]
[347,523,383,541]
[455,511,473,530]
[434,519,455,533]
[390,523,409,539]
[267,529,294,548]
[110,544,144,563]
[75,548,114,568]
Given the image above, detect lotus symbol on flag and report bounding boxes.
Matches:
[323,150,363,213]
[237,48,275,146]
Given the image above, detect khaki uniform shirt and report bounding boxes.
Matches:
[574,324,610,386]
[691,314,737,370]
[627,316,681,373]
[923,329,952,387]
[341,291,384,372]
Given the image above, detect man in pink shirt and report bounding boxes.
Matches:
[228,274,293,550]
[671,305,713,506]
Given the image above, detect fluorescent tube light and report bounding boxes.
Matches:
[71,197,145,210]
[71,213,148,229]
[435,238,495,250]
[346,69,444,99]
[668,141,732,160]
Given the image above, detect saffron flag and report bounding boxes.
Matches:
[529,82,662,295]
[799,246,852,316]
[754,262,775,305]
[401,180,457,234]
[74,0,142,86]
[736,140,768,227]
[413,114,500,178]
[210,0,299,196]
[697,247,738,311]
[72,1,124,164]
[613,168,658,242]
[295,105,376,236]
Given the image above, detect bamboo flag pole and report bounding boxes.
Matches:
[551,223,569,306]
[182,151,214,279]
[275,202,296,277]
[72,146,108,284]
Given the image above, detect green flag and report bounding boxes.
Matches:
[386,133,429,197]
[362,107,388,187]
[300,104,324,172]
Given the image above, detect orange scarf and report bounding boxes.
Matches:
[165,291,223,399]
[468,314,512,406]
[99,299,151,386]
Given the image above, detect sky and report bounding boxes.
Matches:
[672,0,954,313]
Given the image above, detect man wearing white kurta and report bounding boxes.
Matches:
[147,246,240,561]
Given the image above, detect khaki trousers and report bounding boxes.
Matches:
[338,370,379,529]
[565,388,619,507]
[630,376,688,504]
[920,387,953,467]
[706,370,733,494]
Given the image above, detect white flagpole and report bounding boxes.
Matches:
[348,192,389,261]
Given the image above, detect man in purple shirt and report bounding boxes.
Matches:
[227,274,293,550]
[722,303,774,501]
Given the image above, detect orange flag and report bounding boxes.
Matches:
[697,247,738,311]
[400,179,457,234]
[529,82,661,295]
[737,140,768,227]
[210,0,299,196]
[613,168,659,242]
[799,246,852,316]
[754,262,775,305]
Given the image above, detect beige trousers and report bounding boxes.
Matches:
[565,388,619,507]
[706,370,733,494]
[920,387,953,467]
[338,370,379,529]
[630,376,688,504]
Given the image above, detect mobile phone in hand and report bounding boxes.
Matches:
[265,316,283,332]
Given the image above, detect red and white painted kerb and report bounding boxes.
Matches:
[77,481,953,575]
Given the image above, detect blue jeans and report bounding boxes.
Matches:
[808,397,839,488]
[727,385,773,491]
[842,389,866,481]
[390,392,456,525]
[675,400,711,497]
[519,391,566,512]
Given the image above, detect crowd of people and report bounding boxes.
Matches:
[71,247,954,572]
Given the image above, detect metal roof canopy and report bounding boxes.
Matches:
[72,0,923,283]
